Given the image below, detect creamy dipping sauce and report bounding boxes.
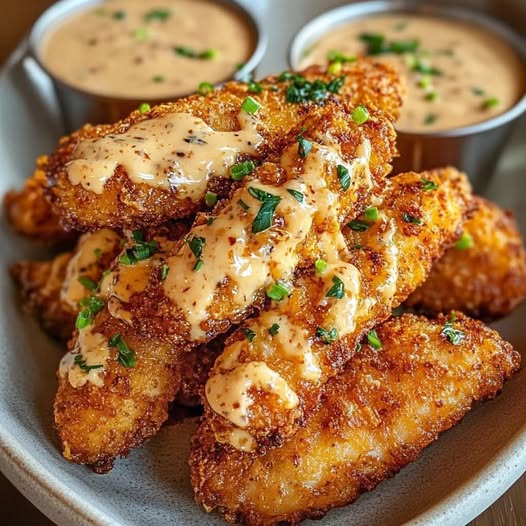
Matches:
[300,14,526,132]
[40,0,256,99]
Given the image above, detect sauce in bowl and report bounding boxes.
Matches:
[39,0,256,100]
[299,13,526,132]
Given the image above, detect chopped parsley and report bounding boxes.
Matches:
[187,235,206,271]
[268,323,280,336]
[281,72,345,103]
[230,160,255,180]
[326,275,345,299]
[266,281,291,301]
[74,354,103,373]
[402,213,423,225]
[287,189,304,203]
[244,327,256,342]
[248,187,281,234]
[316,326,338,344]
[367,329,382,349]
[421,178,438,191]
[119,231,158,265]
[441,315,465,345]
[337,164,350,191]
[297,134,312,158]
[109,333,136,368]
[75,295,105,330]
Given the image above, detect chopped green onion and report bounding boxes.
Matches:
[94,248,102,259]
[441,316,465,345]
[327,50,356,63]
[316,326,338,344]
[144,8,171,22]
[248,187,281,234]
[483,97,500,109]
[412,61,442,76]
[314,259,328,273]
[268,323,280,336]
[197,82,214,96]
[337,164,350,191]
[241,96,260,114]
[455,232,473,250]
[327,61,342,75]
[237,199,250,211]
[74,354,103,373]
[364,206,379,221]
[347,220,370,232]
[152,75,165,83]
[245,327,256,342]
[248,81,263,94]
[193,259,204,272]
[187,236,206,260]
[417,75,432,89]
[109,333,136,368]
[79,296,104,314]
[402,213,422,225]
[297,135,312,158]
[421,178,438,191]
[326,275,345,299]
[425,91,439,102]
[132,27,149,41]
[112,10,126,20]
[205,191,218,207]
[138,102,151,114]
[207,217,215,226]
[230,160,255,180]
[353,243,364,249]
[75,310,92,330]
[471,87,485,96]
[424,113,437,125]
[78,276,97,291]
[174,46,217,60]
[367,329,382,349]
[352,105,369,125]
[200,49,218,60]
[161,264,169,281]
[266,281,291,301]
[287,189,304,203]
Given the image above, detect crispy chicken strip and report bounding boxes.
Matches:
[54,95,398,471]
[10,229,121,340]
[3,157,73,243]
[407,196,526,319]
[191,312,521,526]
[45,60,403,231]
[204,167,472,452]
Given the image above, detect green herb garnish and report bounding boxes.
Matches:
[297,135,312,158]
[237,199,250,211]
[133,27,149,41]
[230,160,255,180]
[483,97,500,109]
[144,8,171,22]
[455,232,473,250]
[268,323,280,336]
[424,113,437,125]
[364,206,379,221]
[287,189,304,203]
[248,187,281,234]
[74,354,103,373]
[152,75,165,83]
[326,275,345,299]
[174,46,218,60]
[266,281,291,301]
[119,232,158,265]
[109,333,136,368]
[316,326,338,344]
[367,329,382,349]
[421,178,438,191]
[347,220,370,232]
[112,10,126,20]
[244,327,256,342]
[78,276,97,291]
[471,87,485,96]
[241,96,260,114]
[352,105,369,125]
[327,50,356,63]
[337,164,350,191]
[315,258,328,273]
[197,82,214,96]
[205,191,218,207]
[161,264,169,281]
[402,213,422,225]
[248,81,263,94]
[441,315,465,345]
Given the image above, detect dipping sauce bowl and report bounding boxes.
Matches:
[290,1,526,191]
[29,0,267,131]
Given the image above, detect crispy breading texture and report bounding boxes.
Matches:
[203,167,473,452]
[407,196,526,319]
[191,313,521,526]
[45,60,403,231]
[3,157,72,243]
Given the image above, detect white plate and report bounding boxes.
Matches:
[0,1,525,525]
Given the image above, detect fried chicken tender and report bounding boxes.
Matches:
[4,157,72,243]
[53,90,399,471]
[10,229,121,340]
[203,167,472,452]
[45,60,403,231]
[407,196,526,319]
[191,312,520,526]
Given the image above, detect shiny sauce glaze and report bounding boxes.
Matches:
[40,0,256,99]
[300,14,525,132]
[67,110,262,198]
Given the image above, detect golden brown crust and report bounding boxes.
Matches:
[45,60,403,231]
[407,196,526,320]
[3,157,74,243]
[190,313,520,526]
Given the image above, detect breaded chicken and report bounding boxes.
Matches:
[4,157,73,243]
[45,60,403,231]
[10,229,121,340]
[53,93,399,471]
[203,168,472,452]
[407,196,526,319]
[191,312,520,526]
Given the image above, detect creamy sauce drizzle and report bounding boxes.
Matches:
[67,110,262,197]
[40,0,255,99]
[61,229,120,309]
[300,14,526,131]
[59,328,110,388]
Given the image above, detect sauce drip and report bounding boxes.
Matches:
[67,111,262,196]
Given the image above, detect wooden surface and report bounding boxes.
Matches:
[1,1,525,525]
